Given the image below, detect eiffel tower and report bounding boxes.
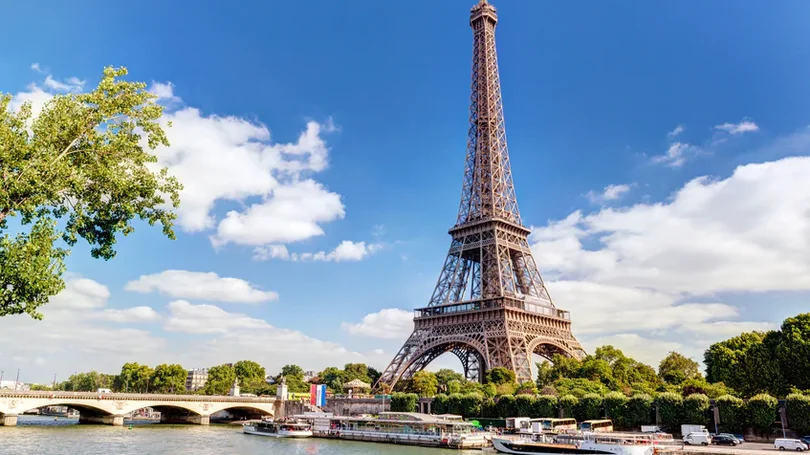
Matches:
[376,0,585,390]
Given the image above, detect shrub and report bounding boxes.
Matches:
[559,394,578,418]
[460,393,483,418]
[515,394,536,417]
[447,393,464,415]
[625,393,654,428]
[482,397,498,418]
[655,392,683,431]
[534,395,558,418]
[576,393,604,421]
[390,392,418,412]
[715,394,745,433]
[603,391,628,428]
[497,395,516,417]
[746,393,778,438]
[432,394,449,414]
[682,393,710,426]
[786,393,810,435]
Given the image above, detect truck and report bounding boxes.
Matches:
[681,424,708,436]
[641,425,661,433]
[96,388,112,394]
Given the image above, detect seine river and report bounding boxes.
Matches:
[1,416,483,455]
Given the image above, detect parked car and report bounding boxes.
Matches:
[774,438,809,452]
[684,432,711,446]
[718,433,745,444]
[712,434,739,446]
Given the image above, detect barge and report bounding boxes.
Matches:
[309,411,491,449]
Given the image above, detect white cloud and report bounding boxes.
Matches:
[151,103,341,242]
[30,63,44,73]
[341,308,414,339]
[149,81,180,103]
[535,155,810,295]
[125,270,278,303]
[48,278,111,309]
[43,75,84,92]
[96,306,161,323]
[211,179,344,247]
[164,300,269,334]
[531,154,810,365]
[253,240,383,262]
[586,183,633,204]
[651,142,693,167]
[667,125,685,139]
[715,120,759,135]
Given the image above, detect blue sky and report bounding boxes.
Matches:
[3,0,810,383]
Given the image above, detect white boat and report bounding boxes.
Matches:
[493,432,661,455]
[242,420,313,438]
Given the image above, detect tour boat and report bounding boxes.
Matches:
[309,411,491,449]
[242,419,313,438]
[493,432,663,455]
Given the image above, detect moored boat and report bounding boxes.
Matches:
[493,432,664,455]
[242,419,313,438]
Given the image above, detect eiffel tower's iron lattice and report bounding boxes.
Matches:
[375,0,585,390]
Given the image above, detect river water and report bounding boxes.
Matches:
[0,416,484,455]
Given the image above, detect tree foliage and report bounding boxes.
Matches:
[603,391,628,426]
[149,364,187,394]
[410,370,438,397]
[655,392,683,431]
[515,394,535,417]
[116,362,153,393]
[559,394,578,418]
[575,393,603,421]
[534,394,558,418]
[625,393,654,428]
[659,352,701,385]
[776,314,810,392]
[203,364,236,396]
[0,67,182,318]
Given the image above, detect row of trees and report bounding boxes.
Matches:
[705,313,810,397]
[390,391,810,435]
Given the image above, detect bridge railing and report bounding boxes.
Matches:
[0,390,276,403]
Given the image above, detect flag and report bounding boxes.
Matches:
[310,384,317,405]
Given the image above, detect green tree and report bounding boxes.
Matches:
[716,394,745,433]
[342,363,371,383]
[318,367,345,392]
[486,367,516,386]
[433,393,449,414]
[536,361,554,387]
[280,364,304,379]
[116,362,153,393]
[0,67,181,319]
[367,366,382,387]
[497,395,517,418]
[150,364,187,394]
[704,331,783,396]
[746,393,777,437]
[553,378,609,398]
[776,313,810,392]
[658,352,701,385]
[460,392,484,417]
[203,364,236,395]
[410,370,438,397]
[234,360,266,383]
[435,368,465,393]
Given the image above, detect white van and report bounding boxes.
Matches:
[683,432,711,445]
[774,439,809,451]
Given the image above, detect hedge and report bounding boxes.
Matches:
[390,392,418,412]
[786,393,810,434]
[515,394,536,417]
[716,394,745,433]
[603,392,628,427]
[576,393,604,421]
[534,395,558,418]
[655,392,683,431]
[559,394,578,418]
[746,393,778,436]
[625,394,654,428]
[682,393,710,427]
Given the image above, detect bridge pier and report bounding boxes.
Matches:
[78,415,125,426]
[1,414,18,426]
[160,414,209,425]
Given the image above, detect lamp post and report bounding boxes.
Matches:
[14,369,20,390]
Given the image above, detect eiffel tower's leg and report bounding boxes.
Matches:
[376,330,426,390]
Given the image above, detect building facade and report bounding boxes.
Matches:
[186,368,209,391]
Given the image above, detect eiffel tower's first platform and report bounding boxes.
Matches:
[375,0,585,390]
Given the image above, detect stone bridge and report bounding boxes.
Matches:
[0,391,278,426]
